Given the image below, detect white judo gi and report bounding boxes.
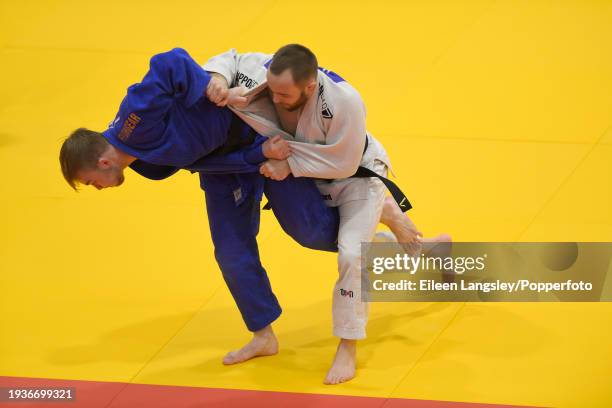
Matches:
[204,49,392,339]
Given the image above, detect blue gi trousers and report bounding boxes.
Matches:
[200,173,339,332]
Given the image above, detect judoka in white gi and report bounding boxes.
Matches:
[204,44,451,384]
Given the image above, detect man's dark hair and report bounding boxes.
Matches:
[59,128,109,190]
[269,44,318,84]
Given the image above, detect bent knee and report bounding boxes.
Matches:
[290,227,337,251]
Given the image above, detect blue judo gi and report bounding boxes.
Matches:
[103,48,339,331]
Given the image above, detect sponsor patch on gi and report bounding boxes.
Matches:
[118,112,141,141]
[318,83,333,119]
[233,188,243,203]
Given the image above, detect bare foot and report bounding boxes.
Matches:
[324,339,357,385]
[378,198,454,282]
[421,233,453,252]
[375,231,452,250]
[380,196,422,255]
[421,234,454,283]
[222,325,279,365]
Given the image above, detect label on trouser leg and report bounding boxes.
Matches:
[333,253,369,339]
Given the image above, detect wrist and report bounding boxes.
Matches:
[209,72,228,86]
[245,144,267,164]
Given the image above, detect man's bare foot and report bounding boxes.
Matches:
[376,230,452,249]
[421,233,454,283]
[222,325,279,365]
[421,233,453,252]
[421,232,453,255]
[380,196,422,255]
[324,339,357,385]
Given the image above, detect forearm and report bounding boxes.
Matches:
[286,140,363,179]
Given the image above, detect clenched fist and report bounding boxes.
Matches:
[260,159,291,181]
[205,73,230,106]
[262,135,291,160]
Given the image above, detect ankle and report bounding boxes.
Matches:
[254,325,275,339]
[339,339,357,349]
[380,197,397,225]
[381,212,398,229]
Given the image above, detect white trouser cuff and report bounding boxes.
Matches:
[333,326,366,340]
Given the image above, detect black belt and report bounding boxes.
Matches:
[350,165,412,212]
[263,135,412,212]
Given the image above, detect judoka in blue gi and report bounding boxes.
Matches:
[58,48,417,368]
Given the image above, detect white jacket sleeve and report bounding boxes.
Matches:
[287,97,366,179]
[202,48,240,86]
[203,49,270,88]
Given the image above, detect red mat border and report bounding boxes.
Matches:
[0,376,540,408]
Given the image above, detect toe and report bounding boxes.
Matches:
[223,351,241,365]
[340,373,354,384]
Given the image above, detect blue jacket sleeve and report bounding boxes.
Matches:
[122,48,211,144]
[146,48,211,108]
[185,134,267,174]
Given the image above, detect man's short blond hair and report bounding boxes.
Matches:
[59,128,109,190]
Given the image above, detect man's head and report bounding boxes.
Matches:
[267,44,318,111]
[59,128,127,190]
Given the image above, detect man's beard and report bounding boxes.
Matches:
[282,90,309,111]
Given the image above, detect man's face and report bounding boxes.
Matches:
[266,69,315,111]
[77,161,125,190]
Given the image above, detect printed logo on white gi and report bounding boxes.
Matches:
[340,289,354,298]
[318,83,333,119]
[234,71,258,89]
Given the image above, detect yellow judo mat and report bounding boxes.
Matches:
[1,0,611,407]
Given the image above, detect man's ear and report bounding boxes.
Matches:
[305,79,317,95]
[97,156,111,169]
[97,145,114,169]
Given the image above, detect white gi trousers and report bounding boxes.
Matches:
[317,136,390,339]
